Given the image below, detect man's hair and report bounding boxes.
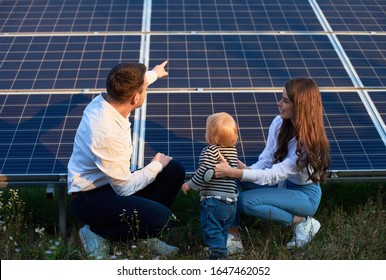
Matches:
[206,112,238,147]
[105,63,147,103]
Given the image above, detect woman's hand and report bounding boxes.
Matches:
[215,151,243,179]
[237,160,247,169]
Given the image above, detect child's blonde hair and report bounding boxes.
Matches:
[205,112,238,147]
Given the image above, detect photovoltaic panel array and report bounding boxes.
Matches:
[151,0,323,32]
[0,35,141,90]
[317,0,386,32]
[149,34,353,89]
[0,93,93,174]
[321,91,386,171]
[368,91,386,125]
[144,91,386,173]
[338,35,386,88]
[0,0,386,182]
[0,92,138,175]
[0,0,144,33]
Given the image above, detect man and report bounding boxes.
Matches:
[68,61,185,258]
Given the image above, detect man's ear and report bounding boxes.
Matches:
[130,93,140,105]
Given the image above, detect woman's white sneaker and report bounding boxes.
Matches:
[286,217,321,250]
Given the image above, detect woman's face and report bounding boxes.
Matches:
[278,89,295,122]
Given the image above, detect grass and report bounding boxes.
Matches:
[0,182,385,260]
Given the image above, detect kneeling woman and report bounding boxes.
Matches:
[215,77,330,250]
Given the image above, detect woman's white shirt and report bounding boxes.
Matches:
[241,115,312,186]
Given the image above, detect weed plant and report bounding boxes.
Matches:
[0,183,384,260]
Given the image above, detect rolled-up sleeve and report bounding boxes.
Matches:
[242,157,299,186]
[146,71,158,85]
[92,136,163,196]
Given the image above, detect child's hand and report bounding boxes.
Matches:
[181,182,190,195]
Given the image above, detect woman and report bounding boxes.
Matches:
[215,77,330,250]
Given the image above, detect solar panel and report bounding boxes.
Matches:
[368,91,386,125]
[0,0,385,184]
[151,0,323,32]
[337,35,386,88]
[144,91,386,174]
[0,93,94,175]
[0,35,142,90]
[149,34,353,89]
[322,91,386,170]
[318,0,386,32]
[0,0,144,33]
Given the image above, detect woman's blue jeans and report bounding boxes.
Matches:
[200,197,237,259]
[236,180,322,227]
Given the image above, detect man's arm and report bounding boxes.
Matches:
[146,60,169,85]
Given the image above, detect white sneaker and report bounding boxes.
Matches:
[286,217,321,250]
[226,233,244,255]
[144,238,179,256]
[79,225,110,259]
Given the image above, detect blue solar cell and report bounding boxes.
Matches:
[368,91,386,125]
[144,91,386,173]
[1,0,385,179]
[0,0,144,33]
[151,0,322,32]
[339,35,386,88]
[0,93,93,175]
[0,36,141,90]
[150,34,353,89]
[318,0,386,32]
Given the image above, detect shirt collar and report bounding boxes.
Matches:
[99,93,131,130]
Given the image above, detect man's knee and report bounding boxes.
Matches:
[165,160,185,180]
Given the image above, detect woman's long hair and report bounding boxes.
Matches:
[274,78,331,183]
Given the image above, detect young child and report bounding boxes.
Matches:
[182,112,239,259]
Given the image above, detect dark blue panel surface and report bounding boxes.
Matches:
[0,93,95,174]
[144,91,276,172]
[144,91,386,174]
[1,0,386,179]
[318,0,386,32]
[368,91,386,125]
[0,36,141,90]
[338,35,386,88]
[0,0,144,33]
[151,0,323,32]
[150,34,353,89]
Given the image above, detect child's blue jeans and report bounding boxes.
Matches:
[200,197,237,259]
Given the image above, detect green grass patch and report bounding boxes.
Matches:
[0,182,384,259]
